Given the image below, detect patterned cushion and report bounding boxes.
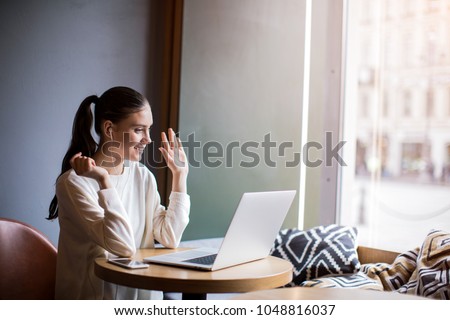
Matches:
[270,225,360,286]
[398,229,450,299]
[300,271,383,290]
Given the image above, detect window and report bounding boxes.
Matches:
[426,89,434,118]
[426,0,440,12]
[448,86,450,116]
[339,0,450,252]
[403,91,412,117]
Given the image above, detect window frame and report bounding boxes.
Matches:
[302,0,347,229]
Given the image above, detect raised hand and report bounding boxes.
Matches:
[159,129,188,193]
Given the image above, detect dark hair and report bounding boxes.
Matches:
[47,86,148,220]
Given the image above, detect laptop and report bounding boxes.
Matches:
[144,190,296,271]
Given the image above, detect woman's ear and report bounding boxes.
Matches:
[103,120,114,139]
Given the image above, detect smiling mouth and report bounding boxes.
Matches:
[134,145,146,152]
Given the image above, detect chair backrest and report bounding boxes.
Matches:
[0,218,57,299]
[357,245,400,265]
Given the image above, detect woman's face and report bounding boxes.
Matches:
[108,103,153,163]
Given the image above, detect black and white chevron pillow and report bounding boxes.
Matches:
[270,224,360,286]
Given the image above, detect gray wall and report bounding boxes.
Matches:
[0,0,151,245]
[179,0,306,240]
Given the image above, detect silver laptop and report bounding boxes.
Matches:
[144,190,296,271]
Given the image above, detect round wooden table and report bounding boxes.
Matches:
[230,287,428,300]
[94,248,293,299]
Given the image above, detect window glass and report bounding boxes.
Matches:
[340,0,450,252]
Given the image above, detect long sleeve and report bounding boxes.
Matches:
[153,191,191,248]
[56,172,136,257]
[141,172,190,249]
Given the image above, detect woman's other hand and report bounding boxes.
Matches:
[69,152,112,189]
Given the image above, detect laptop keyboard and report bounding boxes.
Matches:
[183,254,217,265]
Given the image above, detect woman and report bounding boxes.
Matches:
[48,86,190,299]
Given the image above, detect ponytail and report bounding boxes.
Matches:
[47,95,99,220]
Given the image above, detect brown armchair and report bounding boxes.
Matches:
[0,218,57,299]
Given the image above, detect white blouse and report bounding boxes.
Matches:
[54,160,190,299]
